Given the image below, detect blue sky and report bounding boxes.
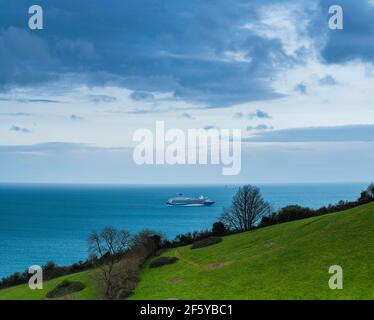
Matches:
[1,0,374,183]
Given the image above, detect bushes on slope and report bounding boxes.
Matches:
[149,256,179,268]
[191,237,222,249]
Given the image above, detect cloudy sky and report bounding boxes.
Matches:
[1,0,374,184]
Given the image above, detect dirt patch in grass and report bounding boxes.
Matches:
[207,261,233,270]
[169,276,183,284]
[264,241,275,248]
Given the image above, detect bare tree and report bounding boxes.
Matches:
[365,183,374,199]
[88,227,132,299]
[220,185,271,231]
[359,183,374,202]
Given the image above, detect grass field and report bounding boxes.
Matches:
[1,203,373,300]
[130,203,374,300]
[0,269,99,300]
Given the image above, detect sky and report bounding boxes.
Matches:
[1,0,374,184]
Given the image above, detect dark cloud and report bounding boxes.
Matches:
[294,83,307,95]
[3,1,371,106]
[13,112,32,116]
[56,39,96,59]
[244,124,374,142]
[248,109,272,119]
[319,75,338,86]
[0,0,305,106]
[9,125,31,133]
[0,97,62,103]
[0,27,56,89]
[19,99,61,103]
[0,112,32,116]
[70,114,84,121]
[203,125,218,130]
[87,95,117,103]
[130,91,155,101]
[312,0,374,64]
[233,112,244,120]
[247,124,273,131]
[180,112,195,120]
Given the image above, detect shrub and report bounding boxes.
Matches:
[112,258,141,299]
[46,280,85,298]
[0,259,93,290]
[191,236,222,249]
[212,222,227,236]
[149,256,178,268]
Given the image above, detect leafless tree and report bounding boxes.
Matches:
[88,227,132,299]
[220,185,271,231]
[365,183,374,198]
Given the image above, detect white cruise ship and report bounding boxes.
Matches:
[166,194,215,207]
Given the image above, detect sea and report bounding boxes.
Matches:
[0,182,368,279]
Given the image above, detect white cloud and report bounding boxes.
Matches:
[242,3,315,56]
[223,50,252,63]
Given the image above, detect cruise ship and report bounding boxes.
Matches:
[166,194,215,207]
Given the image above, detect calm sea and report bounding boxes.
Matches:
[0,183,367,279]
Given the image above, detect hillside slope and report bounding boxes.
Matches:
[0,269,98,300]
[1,203,373,300]
[131,203,374,300]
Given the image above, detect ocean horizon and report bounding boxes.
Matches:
[0,182,368,279]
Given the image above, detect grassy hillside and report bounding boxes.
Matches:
[0,270,99,300]
[130,203,374,300]
[1,203,373,300]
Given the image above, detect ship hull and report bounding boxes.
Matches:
[166,201,215,207]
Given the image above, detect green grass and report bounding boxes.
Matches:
[0,270,99,300]
[1,203,374,300]
[130,203,374,300]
